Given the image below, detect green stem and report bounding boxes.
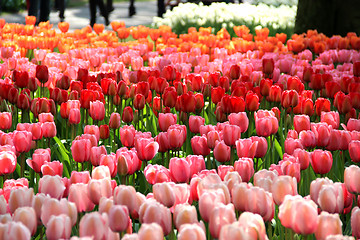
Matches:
[230,146,235,166]
[19,153,26,178]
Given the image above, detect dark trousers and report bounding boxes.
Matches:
[55,0,65,20]
[89,0,108,25]
[157,0,165,17]
[28,0,50,23]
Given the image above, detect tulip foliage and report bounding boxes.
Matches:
[0,17,360,240]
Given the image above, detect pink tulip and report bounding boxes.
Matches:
[68,183,95,212]
[271,175,297,205]
[92,165,111,180]
[294,114,310,133]
[0,150,16,176]
[217,165,234,181]
[0,221,31,240]
[235,138,258,159]
[100,154,117,178]
[178,224,206,240]
[135,137,159,162]
[321,111,340,129]
[117,148,141,176]
[109,112,121,129]
[234,157,254,183]
[318,182,344,214]
[223,124,241,146]
[206,130,221,149]
[311,150,333,174]
[255,110,278,137]
[310,177,333,205]
[39,175,65,199]
[168,124,186,150]
[26,148,50,173]
[228,112,249,133]
[12,207,37,236]
[41,122,56,138]
[224,171,242,194]
[90,145,107,167]
[114,185,146,219]
[153,182,176,208]
[311,122,332,147]
[69,108,81,125]
[169,157,191,183]
[213,140,231,163]
[284,138,304,155]
[45,214,72,240]
[144,164,171,185]
[41,160,63,176]
[349,140,360,163]
[199,190,227,222]
[79,212,109,239]
[315,212,343,240]
[186,155,205,177]
[120,125,136,147]
[139,199,172,235]
[87,178,112,205]
[71,139,91,163]
[0,112,12,130]
[254,169,278,193]
[209,203,236,238]
[293,148,310,170]
[89,100,105,121]
[155,132,170,153]
[173,204,199,230]
[40,198,77,227]
[84,125,100,142]
[344,165,360,194]
[351,206,360,239]
[191,136,211,156]
[108,205,129,232]
[189,115,205,134]
[8,187,34,214]
[13,130,32,153]
[299,130,316,149]
[158,113,177,132]
[250,136,268,158]
[138,223,164,240]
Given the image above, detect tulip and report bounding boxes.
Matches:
[169,157,191,183]
[167,124,186,150]
[92,165,111,180]
[13,130,32,153]
[294,114,310,133]
[349,140,360,163]
[315,212,343,240]
[36,65,49,84]
[0,221,31,240]
[138,223,164,240]
[191,136,210,156]
[321,111,340,129]
[89,100,105,122]
[8,187,34,214]
[12,207,37,236]
[70,171,91,184]
[158,113,177,132]
[293,148,310,170]
[311,122,332,147]
[299,130,316,149]
[41,121,57,138]
[228,112,249,133]
[271,175,298,205]
[178,224,206,240]
[311,150,333,175]
[45,214,72,240]
[234,158,254,183]
[122,106,133,123]
[39,175,65,199]
[253,169,278,193]
[0,150,16,175]
[344,165,360,194]
[114,185,146,219]
[281,90,299,109]
[318,182,344,214]
[235,138,258,159]
[41,161,63,176]
[79,212,109,239]
[144,164,171,185]
[255,110,278,137]
[139,199,172,235]
[108,205,129,232]
[120,125,136,147]
[109,112,121,129]
[0,112,11,130]
[71,139,91,163]
[351,206,360,239]
[263,58,274,77]
[68,183,95,212]
[189,115,205,134]
[209,203,236,239]
[223,124,241,146]
[135,137,159,162]
[153,182,176,208]
[84,125,100,142]
[69,108,81,125]
[173,204,199,230]
[199,190,227,222]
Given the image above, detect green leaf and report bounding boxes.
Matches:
[52,136,71,178]
[274,138,283,159]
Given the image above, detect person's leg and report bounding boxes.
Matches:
[59,0,65,21]
[107,0,114,12]
[28,0,39,18]
[129,0,136,17]
[97,0,109,25]
[39,0,50,22]
[89,0,96,26]
[157,0,165,17]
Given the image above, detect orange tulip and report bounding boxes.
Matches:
[110,21,125,31]
[117,27,130,40]
[58,22,70,33]
[0,18,5,29]
[149,28,161,42]
[93,23,105,34]
[254,27,269,41]
[25,16,36,25]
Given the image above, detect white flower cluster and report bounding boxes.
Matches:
[152,2,297,36]
[243,0,298,7]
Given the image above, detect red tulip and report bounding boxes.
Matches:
[99,124,109,140]
[180,92,196,113]
[315,98,331,116]
[163,87,177,108]
[334,91,352,114]
[211,86,225,105]
[260,78,273,97]
[0,112,11,130]
[122,106,134,123]
[281,89,299,109]
[245,92,260,112]
[262,58,274,77]
[36,65,49,84]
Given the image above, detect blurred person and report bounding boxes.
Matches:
[89,0,109,27]
[129,0,135,17]
[28,0,50,23]
[54,0,66,22]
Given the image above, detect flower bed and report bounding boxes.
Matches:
[0,17,360,239]
[152,2,297,37]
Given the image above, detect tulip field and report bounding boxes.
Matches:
[0,16,360,240]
